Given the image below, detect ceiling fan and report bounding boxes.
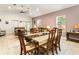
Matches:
[12,4,32,15]
[20,4,29,13]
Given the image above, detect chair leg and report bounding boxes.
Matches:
[52,45,54,55]
[59,44,61,51]
[55,46,58,54]
[23,48,26,55]
[47,50,49,55]
[20,47,22,55]
[52,49,54,55]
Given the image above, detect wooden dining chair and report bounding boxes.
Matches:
[53,28,59,54]
[17,30,38,55]
[40,30,55,55]
[41,28,62,54]
[57,29,62,51]
[53,28,62,54]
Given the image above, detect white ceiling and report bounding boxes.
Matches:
[0,4,77,18]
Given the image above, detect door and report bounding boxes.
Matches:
[25,21,32,32]
[56,15,66,37]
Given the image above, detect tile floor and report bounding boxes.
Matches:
[0,35,79,55]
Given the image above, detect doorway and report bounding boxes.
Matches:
[56,15,67,37]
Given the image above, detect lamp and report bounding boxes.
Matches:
[34,25,37,28]
[74,24,78,29]
[46,25,50,31]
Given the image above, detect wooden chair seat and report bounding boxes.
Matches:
[40,41,53,54]
[25,45,35,52]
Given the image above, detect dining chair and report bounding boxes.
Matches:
[57,29,62,51]
[53,28,62,54]
[30,28,39,33]
[40,30,55,55]
[53,28,59,54]
[14,27,27,35]
[17,30,38,55]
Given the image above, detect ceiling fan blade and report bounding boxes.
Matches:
[19,5,30,14]
[20,10,26,13]
[11,20,18,21]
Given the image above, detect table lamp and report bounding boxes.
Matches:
[47,25,50,31]
[34,25,37,28]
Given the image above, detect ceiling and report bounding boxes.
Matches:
[0,4,77,18]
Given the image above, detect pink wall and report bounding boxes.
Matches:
[33,5,79,31]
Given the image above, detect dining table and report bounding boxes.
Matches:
[24,31,49,46]
[24,32,49,54]
[25,32,49,37]
[32,35,48,46]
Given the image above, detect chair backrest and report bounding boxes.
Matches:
[47,29,55,50]
[58,29,62,44]
[54,28,62,45]
[50,28,58,46]
[17,30,26,53]
[14,27,26,35]
[58,29,62,37]
[30,28,38,33]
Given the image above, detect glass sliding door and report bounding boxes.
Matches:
[25,21,32,32]
[56,15,67,37]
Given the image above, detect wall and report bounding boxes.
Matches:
[33,5,79,32]
[0,11,32,35]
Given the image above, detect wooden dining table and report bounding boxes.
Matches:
[24,32,49,54]
[24,32,49,46]
[25,32,49,37]
[32,35,48,46]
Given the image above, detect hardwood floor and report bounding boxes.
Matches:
[0,35,79,55]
